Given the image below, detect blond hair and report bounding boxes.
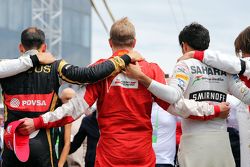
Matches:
[110,17,136,47]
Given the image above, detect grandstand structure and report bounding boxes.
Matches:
[32,0,63,58]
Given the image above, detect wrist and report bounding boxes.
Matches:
[138,73,152,88]
[33,116,44,129]
[30,54,39,67]
[213,105,221,117]
[120,54,131,66]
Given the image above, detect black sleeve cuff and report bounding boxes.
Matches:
[120,54,131,66]
[30,54,39,67]
[239,59,246,75]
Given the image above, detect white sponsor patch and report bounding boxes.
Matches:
[111,73,138,89]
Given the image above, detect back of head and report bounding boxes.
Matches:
[21,27,45,50]
[234,26,250,56]
[110,17,136,48]
[179,22,210,50]
[60,88,76,104]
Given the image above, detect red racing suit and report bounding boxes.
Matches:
[33,50,225,167]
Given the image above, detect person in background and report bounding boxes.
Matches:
[69,109,99,167]
[226,95,240,167]
[54,88,77,167]
[151,102,176,167]
[67,115,85,167]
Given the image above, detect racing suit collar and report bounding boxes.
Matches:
[21,49,39,57]
[111,49,129,57]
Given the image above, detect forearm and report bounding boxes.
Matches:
[58,55,131,84]
[69,133,86,154]
[167,98,221,120]
[147,80,183,104]
[58,142,70,167]
[33,88,88,129]
[0,55,39,78]
[137,73,153,88]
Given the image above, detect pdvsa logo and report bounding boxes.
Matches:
[10,98,20,108]
[22,100,46,106]
[10,98,47,107]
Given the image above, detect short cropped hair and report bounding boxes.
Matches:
[21,27,45,50]
[234,26,250,56]
[179,22,210,51]
[110,17,136,47]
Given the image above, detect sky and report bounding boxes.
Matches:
[91,0,250,75]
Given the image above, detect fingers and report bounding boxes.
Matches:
[17,127,28,135]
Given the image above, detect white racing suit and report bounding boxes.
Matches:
[148,58,250,167]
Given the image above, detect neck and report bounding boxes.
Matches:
[112,46,133,53]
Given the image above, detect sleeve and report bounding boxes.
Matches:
[33,87,92,129]
[147,63,171,111]
[69,119,87,154]
[57,55,131,84]
[194,50,250,78]
[148,61,189,104]
[33,80,101,129]
[148,61,222,120]
[228,74,250,105]
[167,97,221,120]
[0,54,38,78]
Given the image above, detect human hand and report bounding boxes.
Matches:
[124,62,144,80]
[127,50,145,62]
[217,102,230,119]
[37,52,56,64]
[16,118,36,135]
[58,162,64,167]
[177,51,195,62]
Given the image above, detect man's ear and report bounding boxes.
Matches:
[132,39,136,48]
[109,39,113,48]
[182,42,189,53]
[39,44,47,52]
[19,44,25,53]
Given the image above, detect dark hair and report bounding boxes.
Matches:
[21,27,45,50]
[234,26,250,56]
[178,22,210,51]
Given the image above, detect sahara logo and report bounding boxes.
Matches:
[192,75,204,85]
[192,75,224,85]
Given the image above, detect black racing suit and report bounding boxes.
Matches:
[1,52,131,167]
